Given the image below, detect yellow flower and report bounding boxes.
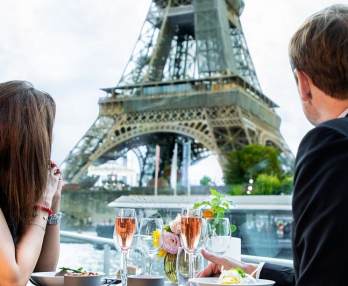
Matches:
[152,229,161,248]
[157,248,167,258]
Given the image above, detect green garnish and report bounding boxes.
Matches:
[235,267,246,278]
[59,267,85,273]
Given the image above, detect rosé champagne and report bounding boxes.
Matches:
[115,217,136,250]
[180,216,202,253]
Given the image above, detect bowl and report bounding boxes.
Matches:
[30,272,64,286]
[127,275,164,286]
[64,273,104,286]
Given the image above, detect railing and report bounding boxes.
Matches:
[60,231,293,276]
[61,231,114,275]
[100,74,278,108]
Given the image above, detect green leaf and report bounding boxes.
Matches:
[194,201,211,209]
[210,188,220,197]
[59,267,85,273]
[230,224,237,234]
[235,267,246,278]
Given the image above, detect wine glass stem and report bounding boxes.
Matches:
[188,252,194,279]
[148,256,153,275]
[121,250,128,286]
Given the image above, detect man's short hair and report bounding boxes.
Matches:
[289,4,348,99]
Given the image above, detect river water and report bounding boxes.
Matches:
[59,241,162,275]
[59,243,118,273]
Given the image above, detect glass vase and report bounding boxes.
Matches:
[164,253,177,283]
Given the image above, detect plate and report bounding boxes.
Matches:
[30,272,64,286]
[189,277,275,286]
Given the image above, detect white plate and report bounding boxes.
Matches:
[189,277,275,286]
[30,272,64,286]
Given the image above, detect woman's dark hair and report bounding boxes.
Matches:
[0,81,55,232]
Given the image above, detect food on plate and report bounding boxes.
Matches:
[56,267,99,277]
[218,268,256,285]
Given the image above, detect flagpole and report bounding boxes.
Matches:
[170,143,178,196]
[154,145,160,196]
[187,140,191,196]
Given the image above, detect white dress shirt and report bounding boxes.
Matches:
[338,108,348,118]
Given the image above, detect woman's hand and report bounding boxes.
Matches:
[51,175,64,213]
[39,161,62,208]
[198,249,257,277]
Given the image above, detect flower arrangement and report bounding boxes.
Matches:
[152,215,182,282]
[153,189,236,282]
[155,214,182,257]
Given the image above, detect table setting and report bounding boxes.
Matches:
[30,191,274,286]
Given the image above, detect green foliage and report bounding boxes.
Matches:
[193,188,231,218]
[200,176,213,186]
[229,184,245,196]
[229,175,294,196]
[279,176,293,195]
[224,144,282,185]
[253,174,281,195]
[194,188,237,234]
[164,225,172,232]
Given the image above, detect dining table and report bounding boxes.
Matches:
[27,278,178,285]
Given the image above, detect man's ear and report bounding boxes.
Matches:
[295,70,312,102]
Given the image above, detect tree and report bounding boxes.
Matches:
[253,174,281,195]
[224,144,282,185]
[200,176,213,186]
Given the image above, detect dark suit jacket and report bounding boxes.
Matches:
[260,117,348,286]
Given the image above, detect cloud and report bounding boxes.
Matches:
[0,0,151,163]
[0,0,339,166]
[241,0,339,153]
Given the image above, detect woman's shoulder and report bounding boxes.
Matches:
[0,198,19,243]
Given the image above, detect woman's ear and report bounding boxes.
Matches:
[295,70,312,102]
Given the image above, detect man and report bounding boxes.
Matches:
[199,4,348,286]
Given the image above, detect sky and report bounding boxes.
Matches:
[0,0,345,171]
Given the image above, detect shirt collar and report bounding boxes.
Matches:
[338,108,348,118]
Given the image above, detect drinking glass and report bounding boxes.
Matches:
[113,208,137,286]
[205,217,231,255]
[138,217,163,275]
[176,247,204,286]
[180,208,202,280]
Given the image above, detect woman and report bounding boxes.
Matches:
[0,81,62,286]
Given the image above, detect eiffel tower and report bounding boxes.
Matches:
[62,0,291,186]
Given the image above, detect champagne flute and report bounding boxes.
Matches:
[138,217,163,275]
[180,208,202,280]
[205,217,231,255]
[114,208,137,286]
[176,247,204,286]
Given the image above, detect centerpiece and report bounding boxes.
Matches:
[153,189,236,283]
[152,215,182,283]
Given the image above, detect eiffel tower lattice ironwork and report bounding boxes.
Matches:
[62,0,291,185]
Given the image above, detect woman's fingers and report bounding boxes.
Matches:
[49,160,61,176]
[57,176,64,193]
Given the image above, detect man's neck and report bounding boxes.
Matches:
[317,96,348,122]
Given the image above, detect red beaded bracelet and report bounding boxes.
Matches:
[34,204,54,216]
